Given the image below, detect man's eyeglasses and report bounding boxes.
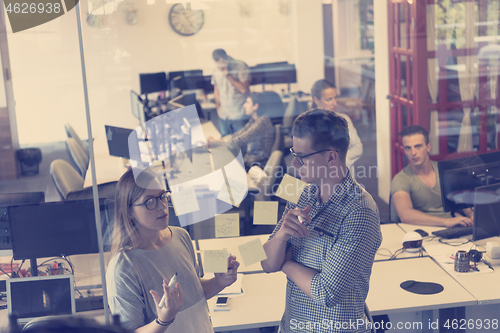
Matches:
[289,148,337,165]
[132,191,172,210]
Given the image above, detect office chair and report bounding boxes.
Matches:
[64,124,88,158]
[249,150,284,202]
[50,159,84,200]
[66,138,89,177]
[66,181,118,201]
[270,124,284,154]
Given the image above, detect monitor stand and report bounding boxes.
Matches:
[30,258,38,276]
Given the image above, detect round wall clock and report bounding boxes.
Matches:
[168,3,204,36]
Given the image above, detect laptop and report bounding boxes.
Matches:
[7,275,75,324]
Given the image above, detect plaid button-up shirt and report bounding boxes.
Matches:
[270,172,382,333]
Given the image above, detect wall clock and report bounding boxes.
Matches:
[168,3,204,36]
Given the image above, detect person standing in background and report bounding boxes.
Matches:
[211,48,251,136]
[311,79,363,169]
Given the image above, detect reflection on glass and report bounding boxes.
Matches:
[398,2,407,49]
[401,55,407,99]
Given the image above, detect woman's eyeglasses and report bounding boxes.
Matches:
[132,191,173,210]
[289,148,337,165]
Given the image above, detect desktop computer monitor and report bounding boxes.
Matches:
[139,72,169,96]
[438,150,500,212]
[0,192,45,256]
[472,182,500,241]
[8,199,111,275]
[105,125,135,159]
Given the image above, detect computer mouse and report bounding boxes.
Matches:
[414,229,428,237]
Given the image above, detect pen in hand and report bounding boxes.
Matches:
[159,273,178,308]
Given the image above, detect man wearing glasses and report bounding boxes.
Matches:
[261,109,382,333]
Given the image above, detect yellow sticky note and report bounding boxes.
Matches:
[215,213,240,238]
[203,249,229,273]
[170,187,200,216]
[237,238,267,267]
[253,201,279,225]
[275,174,308,204]
[217,177,247,208]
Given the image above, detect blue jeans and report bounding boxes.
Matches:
[219,118,248,136]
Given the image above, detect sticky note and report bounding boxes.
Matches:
[203,249,229,273]
[275,174,308,204]
[217,176,247,207]
[253,201,279,225]
[215,213,240,238]
[170,187,200,216]
[237,238,267,267]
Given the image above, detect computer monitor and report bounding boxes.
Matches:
[473,182,500,241]
[168,70,204,91]
[8,199,111,276]
[0,192,45,257]
[438,150,500,212]
[105,125,134,159]
[139,72,169,96]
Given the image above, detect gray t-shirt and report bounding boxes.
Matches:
[211,57,250,120]
[106,227,213,332]
[390,161,452,222]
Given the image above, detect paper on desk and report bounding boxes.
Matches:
[171,187,200,216]
[238,238,267,267]
[253,201,279,225]
[215,213,240,238]
[204,249,229,273]
[433,253,494,277]
[217,177,247,207]
[275,174,308,204]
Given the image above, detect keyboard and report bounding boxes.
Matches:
[432,226,473,239]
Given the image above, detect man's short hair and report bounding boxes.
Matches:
[212,49,228,61]
[399,125,429,145]
[292,109,350,163]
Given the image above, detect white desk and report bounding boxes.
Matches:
[208,272,286,332]
[366,257,477,316]
[197,234,270,273]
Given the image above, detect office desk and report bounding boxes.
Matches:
[198,234,270,273]
[366,257,477,316]
[208,272,286,332]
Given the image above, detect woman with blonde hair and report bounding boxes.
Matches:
[107,168,239,332]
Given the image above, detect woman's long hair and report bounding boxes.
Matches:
[109,168,159,260]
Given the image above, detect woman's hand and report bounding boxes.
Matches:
[150,279,183,323]
[214,254,240,289]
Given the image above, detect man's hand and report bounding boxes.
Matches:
[275,206,312,242]
[214,255,240,289]
[445,215,473,227]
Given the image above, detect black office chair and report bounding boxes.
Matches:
[17,314,130,333]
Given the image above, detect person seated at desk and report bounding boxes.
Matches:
[391,125,473,226]
[209,92,275,170]
[106,168,240,332]
[311,79,363,169]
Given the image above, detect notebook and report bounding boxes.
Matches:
[7,275,75,324]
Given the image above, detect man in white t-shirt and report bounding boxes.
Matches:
[211,48,250,136]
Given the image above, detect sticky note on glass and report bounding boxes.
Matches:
[237,238,267,267]
[253,201,279,225]
[217,177,247,207]
[275,174,308,204]
[215,213,240,238]
[170,187,200,216]
[203,249,228,273]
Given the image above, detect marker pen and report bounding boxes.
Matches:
[159,273,177,308]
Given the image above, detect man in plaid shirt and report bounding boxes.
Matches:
[261,109,382,333]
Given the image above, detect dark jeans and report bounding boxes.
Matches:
[219,118,248,136]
